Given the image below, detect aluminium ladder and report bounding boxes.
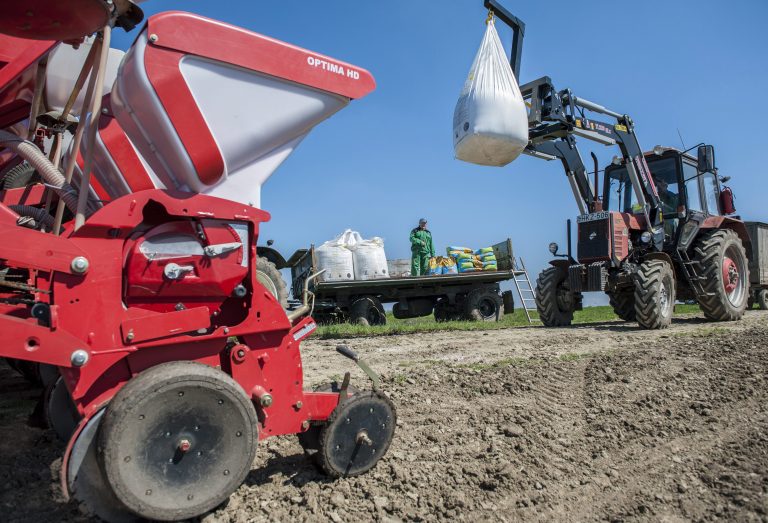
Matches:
[512,257,539,324]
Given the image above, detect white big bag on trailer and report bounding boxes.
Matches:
[351,235,389,280]
[453,18,529,166]
[315,231,356,282]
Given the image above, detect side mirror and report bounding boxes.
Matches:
[548,242,559,255]
[697,145,715,173]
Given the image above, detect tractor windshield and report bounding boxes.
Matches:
[605,167,638,213]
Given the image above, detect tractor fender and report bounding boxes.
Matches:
[698,216,753,259]
[548,259,571,272]
[641,251,675,268]
[256,246,288,270]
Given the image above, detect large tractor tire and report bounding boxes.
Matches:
[463,288,504,322]
[692,229,749,321]
[758,288,768,310]
[535,266,579,327]
[349,296,386,326]
[608,291,636,322]
[634,259,675,329]
[256,256,288,308]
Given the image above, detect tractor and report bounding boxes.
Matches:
[0,1,395,521]
[484,0,751,329]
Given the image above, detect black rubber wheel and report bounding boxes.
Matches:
[434,298,452,322]
[463,288,504,322]
[317,391,396,478]
[502,290,515,315]
[298,383,360,460]
[2,161,40,189]
[634,259,675,330]
[256,256,288,308]
[349,296,386,326]
[7,359,41,385]
[98,361,258,522]
[757,289,768,310]
[748,294,755,310]
[692,229,749,321]
[608,291,636,322]
[535,266,578,327]
[45,376,81,442]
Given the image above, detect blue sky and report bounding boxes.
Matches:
[113,1,768,305]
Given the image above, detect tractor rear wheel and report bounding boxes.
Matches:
[463,288,504,322]
[98,361,258,521]
[608,291,636,322]
[535,266,578,327]
[634,259,675,329]
[757,288,768,310]
[256,256,288,308]
[350,296,386,326]
[692,229,749,321]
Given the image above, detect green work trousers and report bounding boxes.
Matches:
[411,252,430,277]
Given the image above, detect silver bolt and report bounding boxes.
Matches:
[295,401,303,410]
[223,327,230,334]
[70,256,89,274]
[70,349,89,367]
[149,33,158,43]
[126,330,135,343]
[101,108,108,114]
[260,394,273,407]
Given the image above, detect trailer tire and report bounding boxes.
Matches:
[608,291,636,322]
[535,266,577,327]
[434,298,461,322]
[502,290,515,315]
[350,296,386,326]
[256,256,288,308]
[464,288,504,322]
[692,229,749,321]
[634,259,675,329]
[757,289,768,310]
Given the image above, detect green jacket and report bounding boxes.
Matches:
[410,227,434,256]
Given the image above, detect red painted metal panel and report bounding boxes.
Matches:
[120,306,211,344]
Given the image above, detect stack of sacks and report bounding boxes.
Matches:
[475,247,498,271]
[446,246,479,273]
[428,256,459,276]
[446,246,498,272]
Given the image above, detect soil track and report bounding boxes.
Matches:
[1,311,767,522]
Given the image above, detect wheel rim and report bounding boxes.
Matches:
[256,269,278,299]
[659,280,672,318]
[722,247,746,306]
[478,298,497,319]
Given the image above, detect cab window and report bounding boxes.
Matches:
[647,157,680,217]
[702,172,720,215]
[606,167,638,213]
[682,162,702,212]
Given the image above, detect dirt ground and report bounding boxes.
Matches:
[1,311,767,522]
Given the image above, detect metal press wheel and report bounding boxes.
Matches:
[97,361,258,521]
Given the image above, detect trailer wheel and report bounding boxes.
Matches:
[757,289,768,310]
[256,256,289,308]
[434,298,461,322]
[692,229,749,321]
[350,296,386,326]
[98,361,258,521]
[535,266,578,327]
[608,291,636,322]
[634,259,675,329]
[464,288,504,322]
[502,290,515,315]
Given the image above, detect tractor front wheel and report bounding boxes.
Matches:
[608,291,636,322]
[535,266,579,327]
[256,256,289,308]
[693,230,749,321]
[634,259,675,329]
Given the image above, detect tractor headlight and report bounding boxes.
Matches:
[548,242,559,255]
[640,231,652,244]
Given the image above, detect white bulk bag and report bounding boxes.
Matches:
[316,231,355,282]
[453,19,529,166]
[351,236,389,281]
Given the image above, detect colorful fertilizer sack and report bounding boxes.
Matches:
[483,264,498,271]
[475,247,494,255]
[443,264,458,274]
[459,261,475,269]
[447,246,473,254]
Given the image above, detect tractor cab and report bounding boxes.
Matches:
[603,145,726,247]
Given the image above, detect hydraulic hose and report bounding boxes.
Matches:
[0,130,79,213]
[9,205,55,229]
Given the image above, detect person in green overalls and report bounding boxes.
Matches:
[410,218,434,276]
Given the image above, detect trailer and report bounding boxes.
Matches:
[746,222,768,310]
[289,239,530,325]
